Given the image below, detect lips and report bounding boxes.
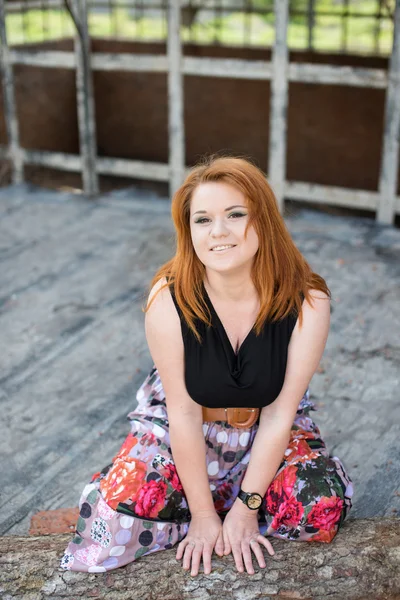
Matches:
[210,245,236,251]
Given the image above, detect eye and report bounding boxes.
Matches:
[194,217,210,224]
[229,212,246,219]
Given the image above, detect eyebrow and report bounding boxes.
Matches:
[192,204,247,216]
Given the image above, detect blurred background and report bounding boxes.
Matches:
[1,0,399,226]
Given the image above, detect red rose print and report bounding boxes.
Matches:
[306,496,344,531]
[161,463,183,492]
[140,432,157,447]
[214,482,232,512]
[134,480,167,518]
[271,495,304,530]
[265,465,298,514]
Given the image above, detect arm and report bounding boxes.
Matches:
[232,289,331,514]
[221,289,331,573]
[145,278,215,516]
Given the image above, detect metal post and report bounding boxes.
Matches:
[0,0,23,184]
[268,0,289,213]
[69,0,99,196]
[167,0,185,197]
[307,0,315,51]
[377,0,400,224]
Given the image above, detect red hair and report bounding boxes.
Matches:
[144,155,330,342]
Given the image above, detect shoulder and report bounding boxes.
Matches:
[145,277,180,332]
[303,288,330,313]
[293,288,330,337]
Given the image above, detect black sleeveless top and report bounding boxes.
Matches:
[170,283,301,409]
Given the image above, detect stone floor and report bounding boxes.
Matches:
[0,183,399,537]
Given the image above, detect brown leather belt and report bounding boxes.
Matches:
[202,406,260,429]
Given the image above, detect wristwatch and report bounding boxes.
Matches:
[237,488,263,510]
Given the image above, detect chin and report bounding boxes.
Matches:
[205,261,245,274]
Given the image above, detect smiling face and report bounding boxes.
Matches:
[189,181,259,275]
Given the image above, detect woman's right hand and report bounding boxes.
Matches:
[176,510,224,576]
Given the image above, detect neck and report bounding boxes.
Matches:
[204,269,257,303]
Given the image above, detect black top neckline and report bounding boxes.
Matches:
[202,283,257,358]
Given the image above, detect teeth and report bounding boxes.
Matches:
[212,245,234,251]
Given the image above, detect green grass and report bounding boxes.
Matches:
[5,4,394,56]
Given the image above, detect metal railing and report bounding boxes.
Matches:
[3,0,396,55]
[1,0,399,223]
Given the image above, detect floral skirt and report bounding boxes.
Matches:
[60,366,354,572]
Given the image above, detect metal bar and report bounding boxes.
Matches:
[288,62,387,88]
[0,0,23,184]
[377,0,400,224]
[91,53,168,71]
[286,181,380,211]
[9,49,76,67]
[21,0,29,44]
[17,148,170,180]
[307,0,315,51]
[244,0,251,46]
[4,141,400,215]
[69,0,99,196]
[341,0,349,53]
[167,0,185,197]
[374,0,383,54]
[268,0,289,213]
[183,56,273,79]
[6,50,389,89]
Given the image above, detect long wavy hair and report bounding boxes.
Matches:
[144,155,330,342]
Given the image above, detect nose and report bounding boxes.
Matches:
[210,217,229,238]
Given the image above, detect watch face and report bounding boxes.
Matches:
[247,494,262,509]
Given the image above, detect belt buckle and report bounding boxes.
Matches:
[227,408,257,428]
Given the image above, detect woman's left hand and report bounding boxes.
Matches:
[221,499,275,574]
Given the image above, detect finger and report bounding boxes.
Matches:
[182,543,195,570]
[190,545,203,577]
[249,538,266,569]
[241,542,255,575]
[259,536,275,556]
[214,531,224,557]
[202,544,213,575]
[223,529,231,556]
[176,540,188,560]
[231,543,244,574]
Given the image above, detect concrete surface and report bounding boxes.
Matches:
[0,183,399,536]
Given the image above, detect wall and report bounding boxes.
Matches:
[0,39,398,194]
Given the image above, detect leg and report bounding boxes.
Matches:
[258,406,354,543]
[60,367,190,572]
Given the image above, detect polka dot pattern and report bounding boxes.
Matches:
[115,528,132,545]
[216,431,228,443]
[109,545,126,557]
[239,432,250,447]
[138,530,153,547]
[120,515,135,529]
[80,502,92,519]
[61,367,354,576]
[207,460,219,476]
[102,557,119,569]
[152,424,166,438]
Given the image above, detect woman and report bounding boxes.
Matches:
[60,156,353,577]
